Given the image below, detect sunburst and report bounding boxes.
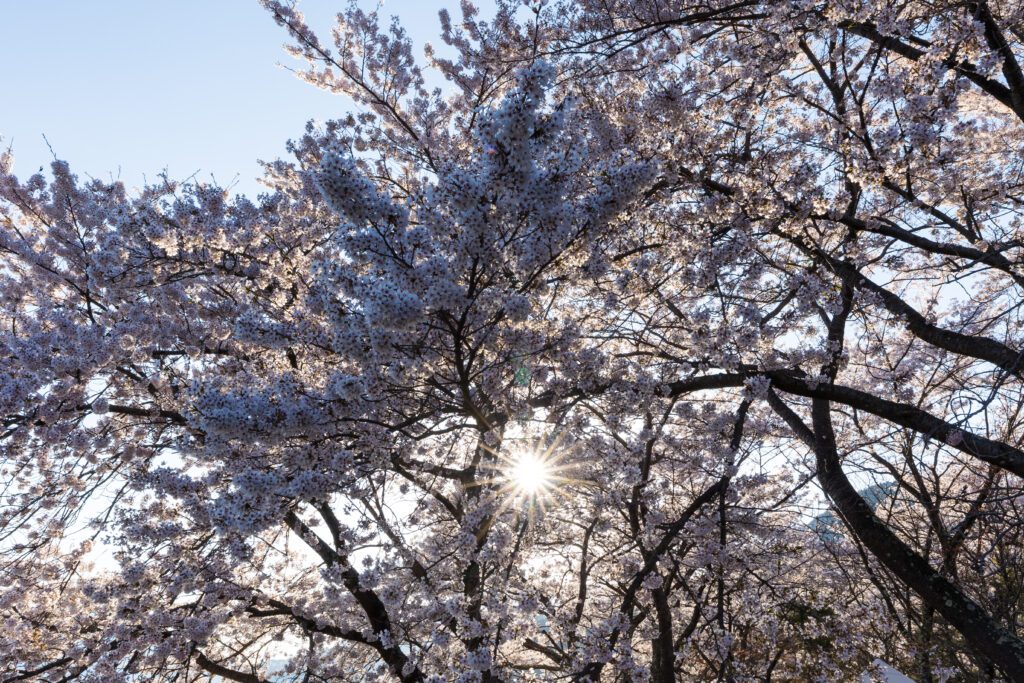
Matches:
[489,433,584,522]
[508,450,553,495]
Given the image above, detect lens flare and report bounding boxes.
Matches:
[510,451,552,494]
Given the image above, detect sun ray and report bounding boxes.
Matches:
[509,450,552,494]
[485,430,592,528]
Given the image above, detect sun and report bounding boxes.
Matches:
[494,433,582,514]
[508,450,553,495]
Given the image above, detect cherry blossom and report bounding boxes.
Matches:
[5,0,1024,681]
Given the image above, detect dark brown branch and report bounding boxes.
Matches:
[194,651,269,683]
[839,20,1020,119]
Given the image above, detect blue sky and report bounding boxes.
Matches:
[1,1,461,197]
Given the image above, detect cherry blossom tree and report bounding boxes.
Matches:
[3,0,1024,680]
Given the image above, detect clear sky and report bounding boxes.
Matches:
[1,1,462,198]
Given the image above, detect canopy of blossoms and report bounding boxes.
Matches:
[3,1,1024,681]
